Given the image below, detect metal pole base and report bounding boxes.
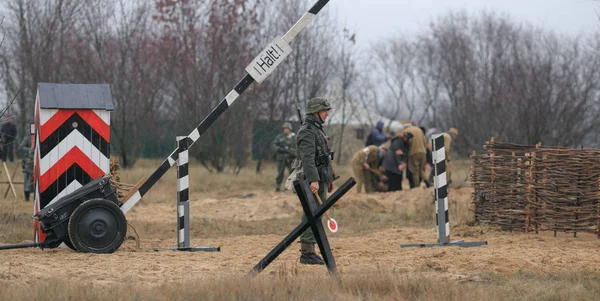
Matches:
[0,242,40,250]
[401,240,487,248]
[153,246,221,252]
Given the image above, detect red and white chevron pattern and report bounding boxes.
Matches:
[33,99,111,242]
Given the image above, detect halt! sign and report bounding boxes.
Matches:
[245,36,292,83]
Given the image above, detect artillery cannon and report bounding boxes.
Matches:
[0,175,126,253]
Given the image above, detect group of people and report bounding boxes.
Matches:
[270,97,459,266]
[353,119,459,193]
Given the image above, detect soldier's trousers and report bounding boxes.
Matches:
[23,172,33,192]
[407,153,426,189]
[275,159,291,186]
[299,181,327,244]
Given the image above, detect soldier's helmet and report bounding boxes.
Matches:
[282,122,293,130]
[306,97,332,114]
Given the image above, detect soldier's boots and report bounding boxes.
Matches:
[299,243,325,265]
[275,185,281,192]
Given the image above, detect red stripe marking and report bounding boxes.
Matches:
[40,110,110,142]
[34,101,44,242]
[39,147,105,192]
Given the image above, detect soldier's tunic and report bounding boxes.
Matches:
[402,125,428,188]
[350,145,382,193]
[19,137,34,198]
[295,114,334,244]
[271,132,296,188]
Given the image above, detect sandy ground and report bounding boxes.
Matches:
[3,186,600,288]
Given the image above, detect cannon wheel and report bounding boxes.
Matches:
[68,198,127,253]
[63,235,76,251]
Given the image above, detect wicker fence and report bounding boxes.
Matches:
[471,139,600,237]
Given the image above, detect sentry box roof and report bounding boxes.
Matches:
[37,83,115,111]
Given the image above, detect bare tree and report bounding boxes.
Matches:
[328,28,361,164]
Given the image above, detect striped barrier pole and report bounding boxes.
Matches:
[121,0,332,214]
[176,136,190,248]
[400,134,487,248]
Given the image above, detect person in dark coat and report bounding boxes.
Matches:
[1,116,18,163]
[365,120,388,146]
[382,132,412,192]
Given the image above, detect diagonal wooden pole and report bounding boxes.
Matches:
[3,162,17,198]
[4,163,20,198]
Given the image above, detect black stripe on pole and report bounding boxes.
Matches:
[179,215,185,229]
[308,0,330,14]
[179,189,189,203]
[445,210,449,225]
[179,164,189,178]
[438,184,448,199]
[139,158,174,196]
[433,135,444,151]
[435,161,446,176]
[196,101,230,139]
[234,74,255,94]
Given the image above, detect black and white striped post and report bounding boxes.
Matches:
[401,134,487,248]
[177,136,191,248]
[154,137,220,252]
[120,0,332,215]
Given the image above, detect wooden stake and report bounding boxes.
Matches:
[4,163,20,198]
[120,177,147,203]
[3,162,17,198]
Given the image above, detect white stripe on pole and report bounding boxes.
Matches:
[435,172,447,189]
[225,90,240,106]
[179,175,189,191]
[189,128,201,143]
[168,155,176,167]
[283,12,315,43]
[120,191,141,214]
[433,147,446,163]
[178,151,188,165]
[178,204,185,218]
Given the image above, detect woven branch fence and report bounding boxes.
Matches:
[471,138,600,237]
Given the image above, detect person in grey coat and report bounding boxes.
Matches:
[381,132,412,192]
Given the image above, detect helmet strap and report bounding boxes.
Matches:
[317,112,324,123]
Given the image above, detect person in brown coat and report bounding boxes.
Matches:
[351,144,388,193]
[401,119,428,189]
[442,127,458,184]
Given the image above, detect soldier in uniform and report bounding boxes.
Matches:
[401,120,429,189]
[350,144,388,193]
[271,122,296,192]
[19,137,34,201]
[294,97,336,265]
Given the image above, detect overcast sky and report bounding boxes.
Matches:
[332,0,600,47]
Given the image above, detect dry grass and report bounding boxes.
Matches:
[0,159,474,243]
[2,269,600,301]
[3,159,598,300]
